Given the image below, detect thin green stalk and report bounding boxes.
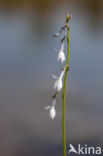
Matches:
[62,15,70,156]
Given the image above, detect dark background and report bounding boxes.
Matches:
[0,0,103,155]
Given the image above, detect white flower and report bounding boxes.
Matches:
[53,77,62,92]
[53,68,66,92]
[57,42,65,63]
[53,32,60,37]
[45,99,56,119]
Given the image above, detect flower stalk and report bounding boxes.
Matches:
[45,13,71,156]
[62,14,71,156]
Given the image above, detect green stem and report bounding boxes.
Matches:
[62,21,70,156]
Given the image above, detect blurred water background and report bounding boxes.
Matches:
[0,0,103,155]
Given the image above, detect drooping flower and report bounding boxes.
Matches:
[53,76,62,92]
[45,98,56,119]
[53,32,60,37]
[53,68,66,92]
[53,25,66,37]
[57,42,65,63]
